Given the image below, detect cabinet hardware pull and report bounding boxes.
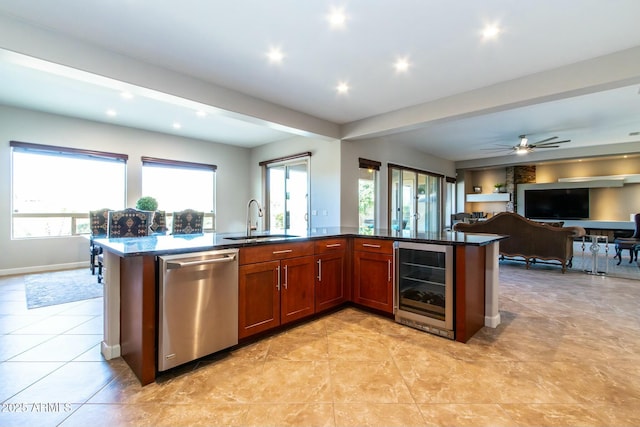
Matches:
[276,265,281,291]
[362,243,381,248]
[387,259,392,282]
[317,259,322,281]
[272,249,293,254]
[325,243,341,248]
[283,265,288,289]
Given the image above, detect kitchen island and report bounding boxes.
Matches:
[95,227,506,385]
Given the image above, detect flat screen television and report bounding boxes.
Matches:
[524,188,590,220]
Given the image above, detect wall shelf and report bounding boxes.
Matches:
[466,193,510,202]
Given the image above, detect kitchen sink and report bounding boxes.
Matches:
[224,234,298,241]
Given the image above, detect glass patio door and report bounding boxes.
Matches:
[266,159,309,232]
[390,166,441,233]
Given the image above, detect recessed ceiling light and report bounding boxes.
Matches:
[172,122,182,130]
[106,109,117,117]
[336,81,350,94]
[266,47,285,64]
[481,24,501,40]
[327,7,347,29]
[120,91,133,99]
[196,110,207,118]
[394,57,410,73]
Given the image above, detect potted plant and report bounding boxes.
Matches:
[136,196,158,211]
[493,183,505,193]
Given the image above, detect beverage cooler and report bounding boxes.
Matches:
[394,241,454,339]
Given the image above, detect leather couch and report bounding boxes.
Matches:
[453,212,586,273]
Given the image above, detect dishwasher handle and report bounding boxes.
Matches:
[166,253,237,269]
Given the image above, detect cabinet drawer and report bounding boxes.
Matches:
[314,238,348,254]
[239,241,314,264]
[353,238,393,254]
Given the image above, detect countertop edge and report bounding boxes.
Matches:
[94,230,509,257]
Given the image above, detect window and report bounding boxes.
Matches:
[260,152,310,233]
[10,141,127,238]
[389,164,443,233]
[141,157,216,231]
[358,158,380,234]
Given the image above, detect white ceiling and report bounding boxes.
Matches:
[1,0,640,165]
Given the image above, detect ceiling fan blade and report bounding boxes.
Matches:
[533,145,560,148]
[531,136,558,145]
[480,145,513,151]
[534,139,571,147]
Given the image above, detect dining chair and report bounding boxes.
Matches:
[613,213,640,265]
[172,209,204,234]
[89,208,110,281]
[150,210,167,235]
[451,212,473,225]
[107,208,152,238]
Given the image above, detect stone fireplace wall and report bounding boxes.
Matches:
[505,165,536,212]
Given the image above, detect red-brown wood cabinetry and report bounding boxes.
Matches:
[238,242,315,339]
[352,238,394,314]
[314,238,348,313]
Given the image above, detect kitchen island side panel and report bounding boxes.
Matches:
[120,255,157,385]
[455,245,486,343]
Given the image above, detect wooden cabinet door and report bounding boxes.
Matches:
[315,251,346,313]
[353,251,394,314]
[238,260,280,339]
[280,255,315,325]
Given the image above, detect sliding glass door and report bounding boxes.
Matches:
[389,165,442,233]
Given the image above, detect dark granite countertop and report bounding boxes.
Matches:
[93,226,508,257]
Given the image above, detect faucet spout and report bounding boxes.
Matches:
[246,199,263,237]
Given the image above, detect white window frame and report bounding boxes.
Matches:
[358,157,381,234]
[260,152,311,232]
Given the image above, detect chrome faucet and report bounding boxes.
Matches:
[246,199,263,237]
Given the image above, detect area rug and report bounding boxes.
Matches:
[499,242,640,281]
[24,268,103,309]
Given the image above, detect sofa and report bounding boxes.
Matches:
[453,212,586,273]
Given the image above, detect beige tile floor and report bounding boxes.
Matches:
[1,262,640,427]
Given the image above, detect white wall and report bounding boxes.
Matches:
[340,138,456,228]
[0,105,251,275]
[250,136,342,231]
[1,105,455,274]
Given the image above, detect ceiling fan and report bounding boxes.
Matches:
[511,135,571,155]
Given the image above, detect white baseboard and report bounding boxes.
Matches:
[0,262,87,277]
[101,341,121,360]
[485,313,501,328]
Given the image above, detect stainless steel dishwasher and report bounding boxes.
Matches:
[158,248,238,371]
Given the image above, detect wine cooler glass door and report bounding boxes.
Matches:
[395,242,453,333]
